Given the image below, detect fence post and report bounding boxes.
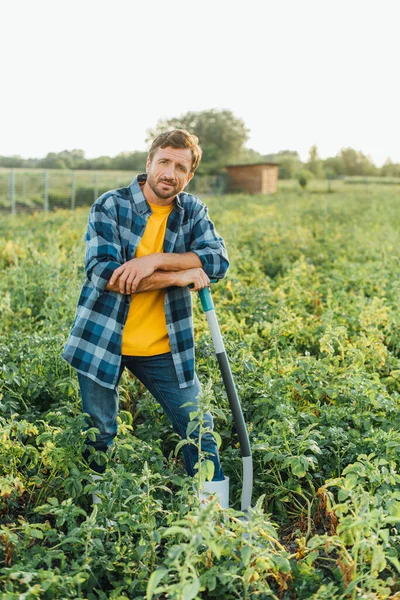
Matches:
[10,169,16,215]
[44,170,49,212]
[22,174,27,200]
[71,171,76,210]
[94,172,98,202]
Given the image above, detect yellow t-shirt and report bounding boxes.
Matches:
[121,200,174,356]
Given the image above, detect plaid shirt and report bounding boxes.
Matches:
[62,174,229,389]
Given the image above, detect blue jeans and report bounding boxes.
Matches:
[78,352,225,481]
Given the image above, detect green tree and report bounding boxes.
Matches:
[233,147,264,164]
[307,145,324,178]
[381,158,400,178]
[39,149,87,170]
[322,156,345,177]
[110,151,148,171]
[273,150,302,179]
[338,148,378,176]
[146,109,249,174]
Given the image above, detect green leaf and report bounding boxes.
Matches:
[211,430,222,448]
[174,439,190,455]
[146,568,168,600]
[387,554,400,573]
[186,421,199,437]
[202,459,215,482]
[371,545,386,575]
[241,545,252,567]
[182,576,200,600]
[379,528,390,544]
[272,554,291,573]
[162,526,191,538]
[291,457,307,478]
[59,536,84,546]
[92,538,104,552]
[30,529,44,539]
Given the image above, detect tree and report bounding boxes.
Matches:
[111,151,148,171]
[381,158,400,178]
[146,109,249,174]
[338,148,378,176]
[233,147,264,164]
[273,150,303,179]
[307,145,324,179]
[38,149,87,170]
[322,156,345,177]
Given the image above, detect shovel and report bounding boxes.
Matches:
[197,280,253,513]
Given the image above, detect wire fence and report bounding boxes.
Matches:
[0,168,225,215]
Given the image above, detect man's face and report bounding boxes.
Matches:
[145,146,194,200]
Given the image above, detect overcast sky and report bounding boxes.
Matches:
[1,0,399,165]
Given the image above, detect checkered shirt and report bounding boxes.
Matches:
[62,174,229,389]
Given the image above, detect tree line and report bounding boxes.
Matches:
[1,109,399,179]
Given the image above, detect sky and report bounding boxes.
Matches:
[1,0,399,166]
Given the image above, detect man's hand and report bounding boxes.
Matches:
[109,255,158,294]
[175,268,210,291]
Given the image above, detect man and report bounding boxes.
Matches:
[62,129,229,504]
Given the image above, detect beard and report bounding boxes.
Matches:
[146,173,179,199]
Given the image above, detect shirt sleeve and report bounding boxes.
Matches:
[84,201,123,292]
[189,203,229,279]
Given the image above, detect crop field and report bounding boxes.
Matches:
[1,185,400,598]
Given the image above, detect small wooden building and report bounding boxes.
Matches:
[225,162,279,194]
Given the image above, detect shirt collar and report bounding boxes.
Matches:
[128,173,184,214]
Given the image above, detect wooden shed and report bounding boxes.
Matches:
[225,162,279,194]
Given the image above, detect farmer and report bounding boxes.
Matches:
[62,129,229,498]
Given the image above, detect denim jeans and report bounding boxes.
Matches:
[78,352,225,481]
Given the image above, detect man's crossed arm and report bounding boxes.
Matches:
[106,252,210,295]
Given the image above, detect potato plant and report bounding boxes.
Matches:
[1,186,400,598]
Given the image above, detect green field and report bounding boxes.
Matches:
[1,186,400,598]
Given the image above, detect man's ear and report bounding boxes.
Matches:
[145,156,151,172]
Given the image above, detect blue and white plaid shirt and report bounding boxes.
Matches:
[62,174,229,389]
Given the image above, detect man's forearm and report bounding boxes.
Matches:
[105,270,179,294]
[152,251,202,271]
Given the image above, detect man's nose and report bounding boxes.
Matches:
[164,164,176,179]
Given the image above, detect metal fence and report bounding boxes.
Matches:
[0,168,225,214]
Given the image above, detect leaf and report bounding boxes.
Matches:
[92,538,104,552]
[202,460,215,482]
[272,554,291,573]
[174,439,190,455]
[241,545,252,566]
[379,529,390,544]
[387,554,400,573]
[182,577,200,600]
[146,568,168,600]
[186,421,199,437]
[59,536,84,546]
[211,430,222,448]
[162,526,191,538]
[290,457,307,478]
[30,529,44,539]
[371,545,386,575]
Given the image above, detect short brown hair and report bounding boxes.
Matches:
[148,129,202,173]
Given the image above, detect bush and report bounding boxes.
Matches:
[297,169,314,189]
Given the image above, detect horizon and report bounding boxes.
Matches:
[0,142,393,168]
